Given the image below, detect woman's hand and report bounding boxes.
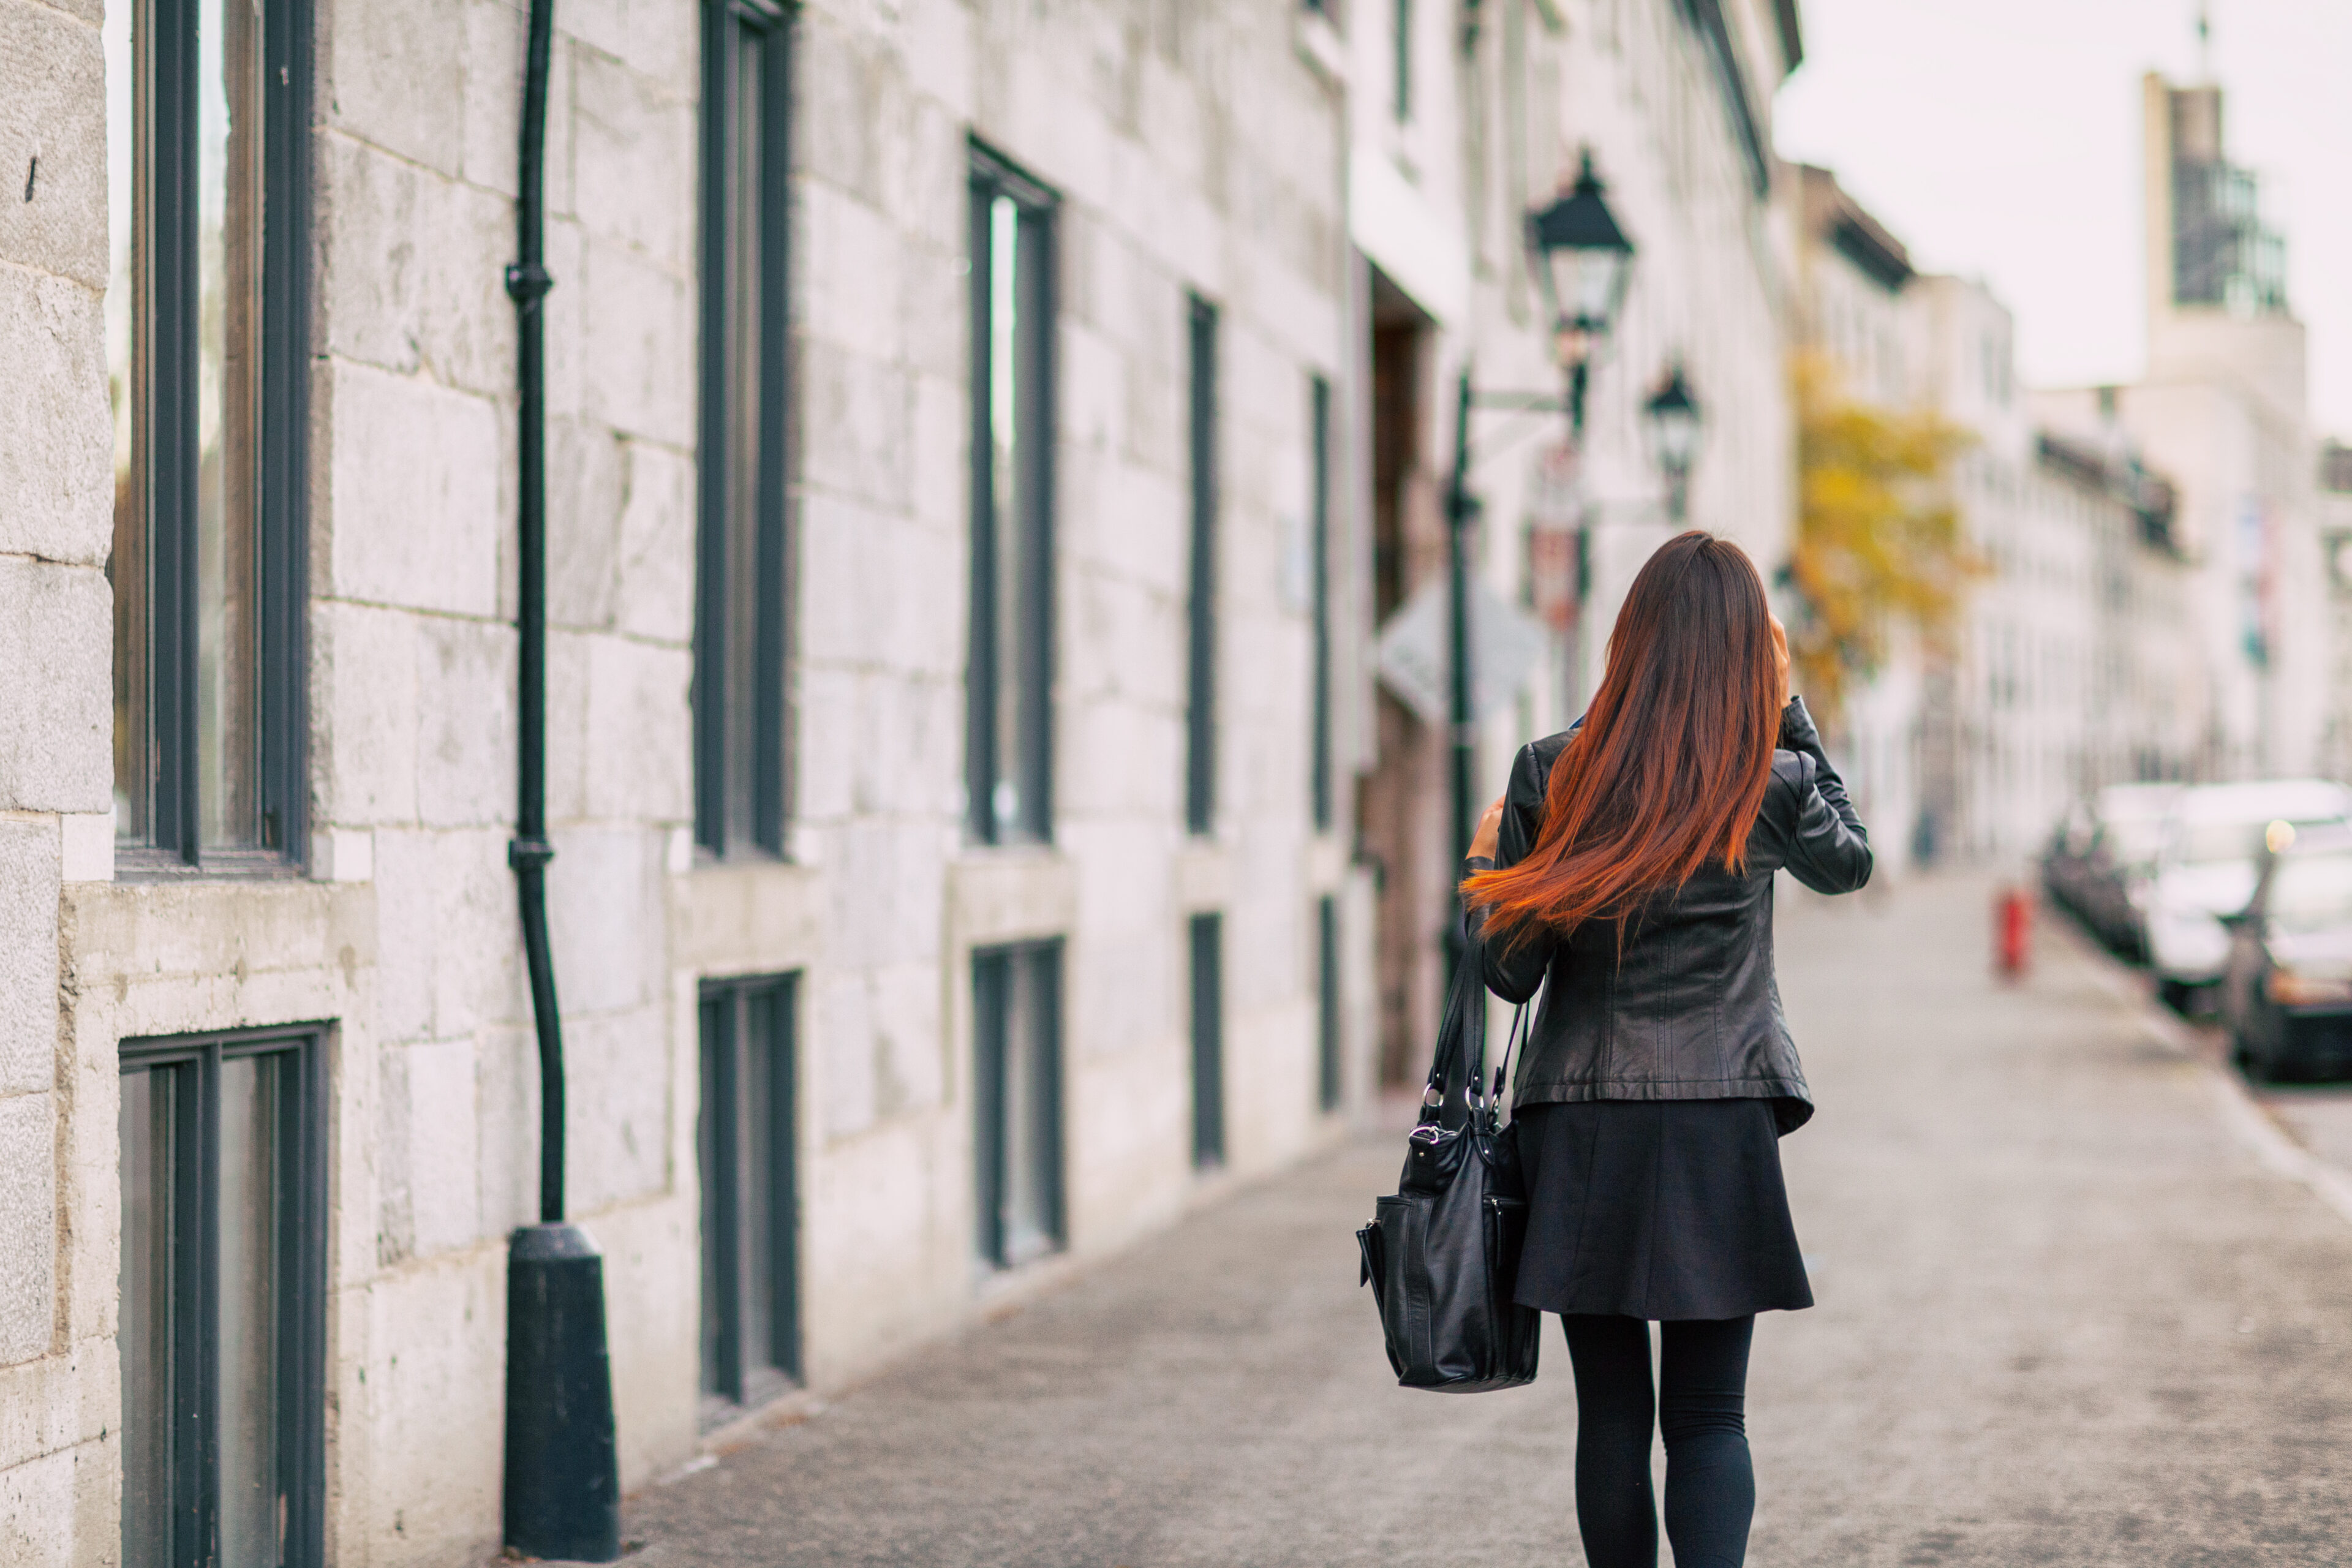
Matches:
[1770,612,1790,709]
[1469,794,1506,862]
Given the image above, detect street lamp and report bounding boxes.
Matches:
[1438,151,1637,898]
[1526,150,1636,432]
[1643,364,1701,522]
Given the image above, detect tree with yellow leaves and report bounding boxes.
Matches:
[1784,350,1978,724]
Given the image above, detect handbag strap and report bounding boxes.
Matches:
[1420,939,1489,1119]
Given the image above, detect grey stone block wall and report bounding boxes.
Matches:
[0,1,115,1563]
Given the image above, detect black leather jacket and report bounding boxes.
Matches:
[1466,696,1871,1134]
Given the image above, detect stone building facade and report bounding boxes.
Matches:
[1913,276,2192,862]
[0,2,1803,1565]
[1786,162,1926,871]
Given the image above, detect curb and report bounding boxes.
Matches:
[2067,922,2352,1230]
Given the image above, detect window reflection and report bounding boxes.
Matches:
[196,0,266,849]
[109,0,271,853]
[118,1067,176,1568]
[107,0,146,839]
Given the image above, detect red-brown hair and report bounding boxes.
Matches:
[1464,530,1781,942]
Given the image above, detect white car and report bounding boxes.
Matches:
[2145,779,2352,1013]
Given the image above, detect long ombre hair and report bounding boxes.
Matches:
[1464,530,1781,943]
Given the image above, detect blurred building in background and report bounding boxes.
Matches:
[1796,65,2337,870]
[2040,74,2328,787]
[1785,164,1925,872]
[2324,442,2352,778]
[1912,276,2192,862]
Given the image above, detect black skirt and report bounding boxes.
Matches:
[1510,1098,1813,1321]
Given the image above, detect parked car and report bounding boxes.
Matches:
[2222,821,2352,1080]
[2145,779,2352,1014]
[2041,783,2181,959]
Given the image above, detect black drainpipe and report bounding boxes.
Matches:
[500,0,620,1558]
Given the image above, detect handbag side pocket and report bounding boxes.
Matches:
[1355,1221,1387,1311]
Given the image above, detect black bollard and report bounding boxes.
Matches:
[503,1223,620,1562]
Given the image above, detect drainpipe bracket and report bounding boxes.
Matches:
[504,262,556,303]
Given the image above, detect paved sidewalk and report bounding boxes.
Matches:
[618,876,2352,1566]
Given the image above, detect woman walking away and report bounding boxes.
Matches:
[1462,530,1871,1568]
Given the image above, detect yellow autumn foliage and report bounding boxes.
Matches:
[1785,350,1978,723]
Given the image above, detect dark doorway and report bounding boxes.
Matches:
[1356,264,1443,1088]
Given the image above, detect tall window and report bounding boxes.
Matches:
[973,941,1065,1268]
[1185,296,1219,835]
[119,1027,326,1568]
[1309,375,1334,832]
[967,148,1057,846]
[698,974,799,1415]
[1317,895,1341,1113]
[1190,912,1226,1167]
[695,0,794,858]
[107,0,313,870]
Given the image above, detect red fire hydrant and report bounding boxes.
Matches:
[1995,884,2034,982]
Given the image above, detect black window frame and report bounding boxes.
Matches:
[113,0,314,875]
[1317,894,1341,1113]
[1189,911,1226,1167]
[971,940,1066,1268]
[117,1023,329,1568]
[693,0,796,859]
[1185,294,1219,835]
[967,145,1059,848]
[696,972,801,1418]
[1309,374,1335,832]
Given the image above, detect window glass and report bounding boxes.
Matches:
[2271,854,2352,933]
[1185,296,1218,834]
[1190,913,1224,1167]
[119,1031,321,1568]
[697,974,799,1415]
[972,942,1062,1267]
[2100,818,2166,867]
[999,951,1057,1262]
[1317,895,1340,1112]
[107,0,148,840]
[107,0,305,862]
[987,195,1026,835]
[695,4,790,858]
[967,154,1055,846]
[196,0,266,848]
[2181,817,2337,865]
[118,1066,176,1568]
[216,1055,279,1560]
[1310,376,1333,831]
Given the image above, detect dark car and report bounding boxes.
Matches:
[2222,823,2352,1082]
[2043,783,2180,960]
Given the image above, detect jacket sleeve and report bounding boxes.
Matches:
[1776,695,1874,895]
[1464,739,1558,1003]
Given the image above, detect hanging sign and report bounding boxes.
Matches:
[1374,577,1551,726]
[1527,440,1585,635]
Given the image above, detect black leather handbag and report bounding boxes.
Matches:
[1357,948,1542,1392]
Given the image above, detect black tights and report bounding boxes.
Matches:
[1562,1314,1755,1568]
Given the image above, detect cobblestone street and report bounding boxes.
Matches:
[616,875,2352,1566]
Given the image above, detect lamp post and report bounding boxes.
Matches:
[1441,149,1634,911]
[1643,364,1702,524]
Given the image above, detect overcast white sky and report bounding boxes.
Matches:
[1773,0,2352,441]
